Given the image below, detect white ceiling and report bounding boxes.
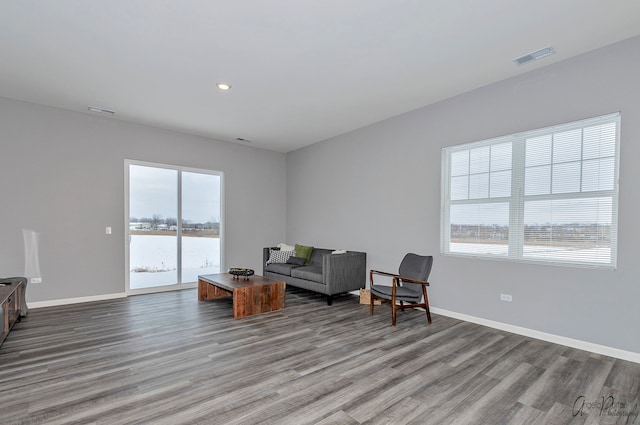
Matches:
[2,1,640,153]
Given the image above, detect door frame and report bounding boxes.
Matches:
[124,159,225,294]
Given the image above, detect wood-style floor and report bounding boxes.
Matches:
[1,288,638,425]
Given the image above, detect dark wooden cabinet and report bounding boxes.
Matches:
[1,281,23,347]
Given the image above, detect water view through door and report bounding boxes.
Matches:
[128,162,222,290]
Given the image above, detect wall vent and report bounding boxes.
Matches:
[513,46,555,66]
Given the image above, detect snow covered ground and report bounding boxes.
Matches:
[129,235,220,289]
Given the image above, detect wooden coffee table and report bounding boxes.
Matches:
[197,273,286,319]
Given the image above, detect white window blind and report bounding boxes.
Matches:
[441,112,620,269]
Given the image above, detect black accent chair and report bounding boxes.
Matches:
[369,254,433,326]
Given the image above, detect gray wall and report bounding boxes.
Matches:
[0,98,286,302]
[286,35,640,354]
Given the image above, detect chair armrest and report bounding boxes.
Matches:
[397,276,430,286]
[370,269,399,287]
[370,269,429,286]
[370,269,397,278]
[370,269,399,286]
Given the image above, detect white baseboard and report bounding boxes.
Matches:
[27,292,127,309]
[430,306,640,364]
[26,283,199,309]
[126,282,197,295]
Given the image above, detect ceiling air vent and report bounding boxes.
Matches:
[88,106,115,115]
[513,46,555,66]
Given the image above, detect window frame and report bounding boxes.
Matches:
[441,112,620,270]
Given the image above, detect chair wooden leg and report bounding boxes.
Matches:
[369,290,374,315]
[422,286,432,324]
[391,285,397,326]
[369,271,375,315]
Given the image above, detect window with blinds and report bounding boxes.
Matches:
[441,112,620,269]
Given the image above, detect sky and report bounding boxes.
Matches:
[129,165,221,223]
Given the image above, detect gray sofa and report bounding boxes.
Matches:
[263,247,366,305]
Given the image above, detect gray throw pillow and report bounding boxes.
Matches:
[286,256,306,266]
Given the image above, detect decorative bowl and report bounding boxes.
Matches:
[228,268,255,280]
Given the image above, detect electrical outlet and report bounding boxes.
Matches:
[31,277,42,284]
[500,293,512,302]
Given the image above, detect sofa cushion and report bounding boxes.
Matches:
[295,244,314,265]
[277,242,295,251]
[266,248,294,264]
[308,248,333,267]
[286,256,307,266]
[265,263,299,276]
[291,266,324,284]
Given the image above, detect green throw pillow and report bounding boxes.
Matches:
[295,244,314,265]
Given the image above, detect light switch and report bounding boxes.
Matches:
[106,226,112,235]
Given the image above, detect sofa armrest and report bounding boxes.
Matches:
[323,251,367,293]
[263,247,271,267]
[263,247,277,274]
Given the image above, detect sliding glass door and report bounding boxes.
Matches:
[181,171,221,283]
[126,161,223,291]
[128,164,178,289]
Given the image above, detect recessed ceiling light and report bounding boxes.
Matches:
[513,46,555,66]
[88,106,115,115]
[217,82,232,91]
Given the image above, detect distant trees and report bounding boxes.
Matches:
[151,214,163,230]
[130,215,219,234]
[451,223,611,247]
[450,224,508,242]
